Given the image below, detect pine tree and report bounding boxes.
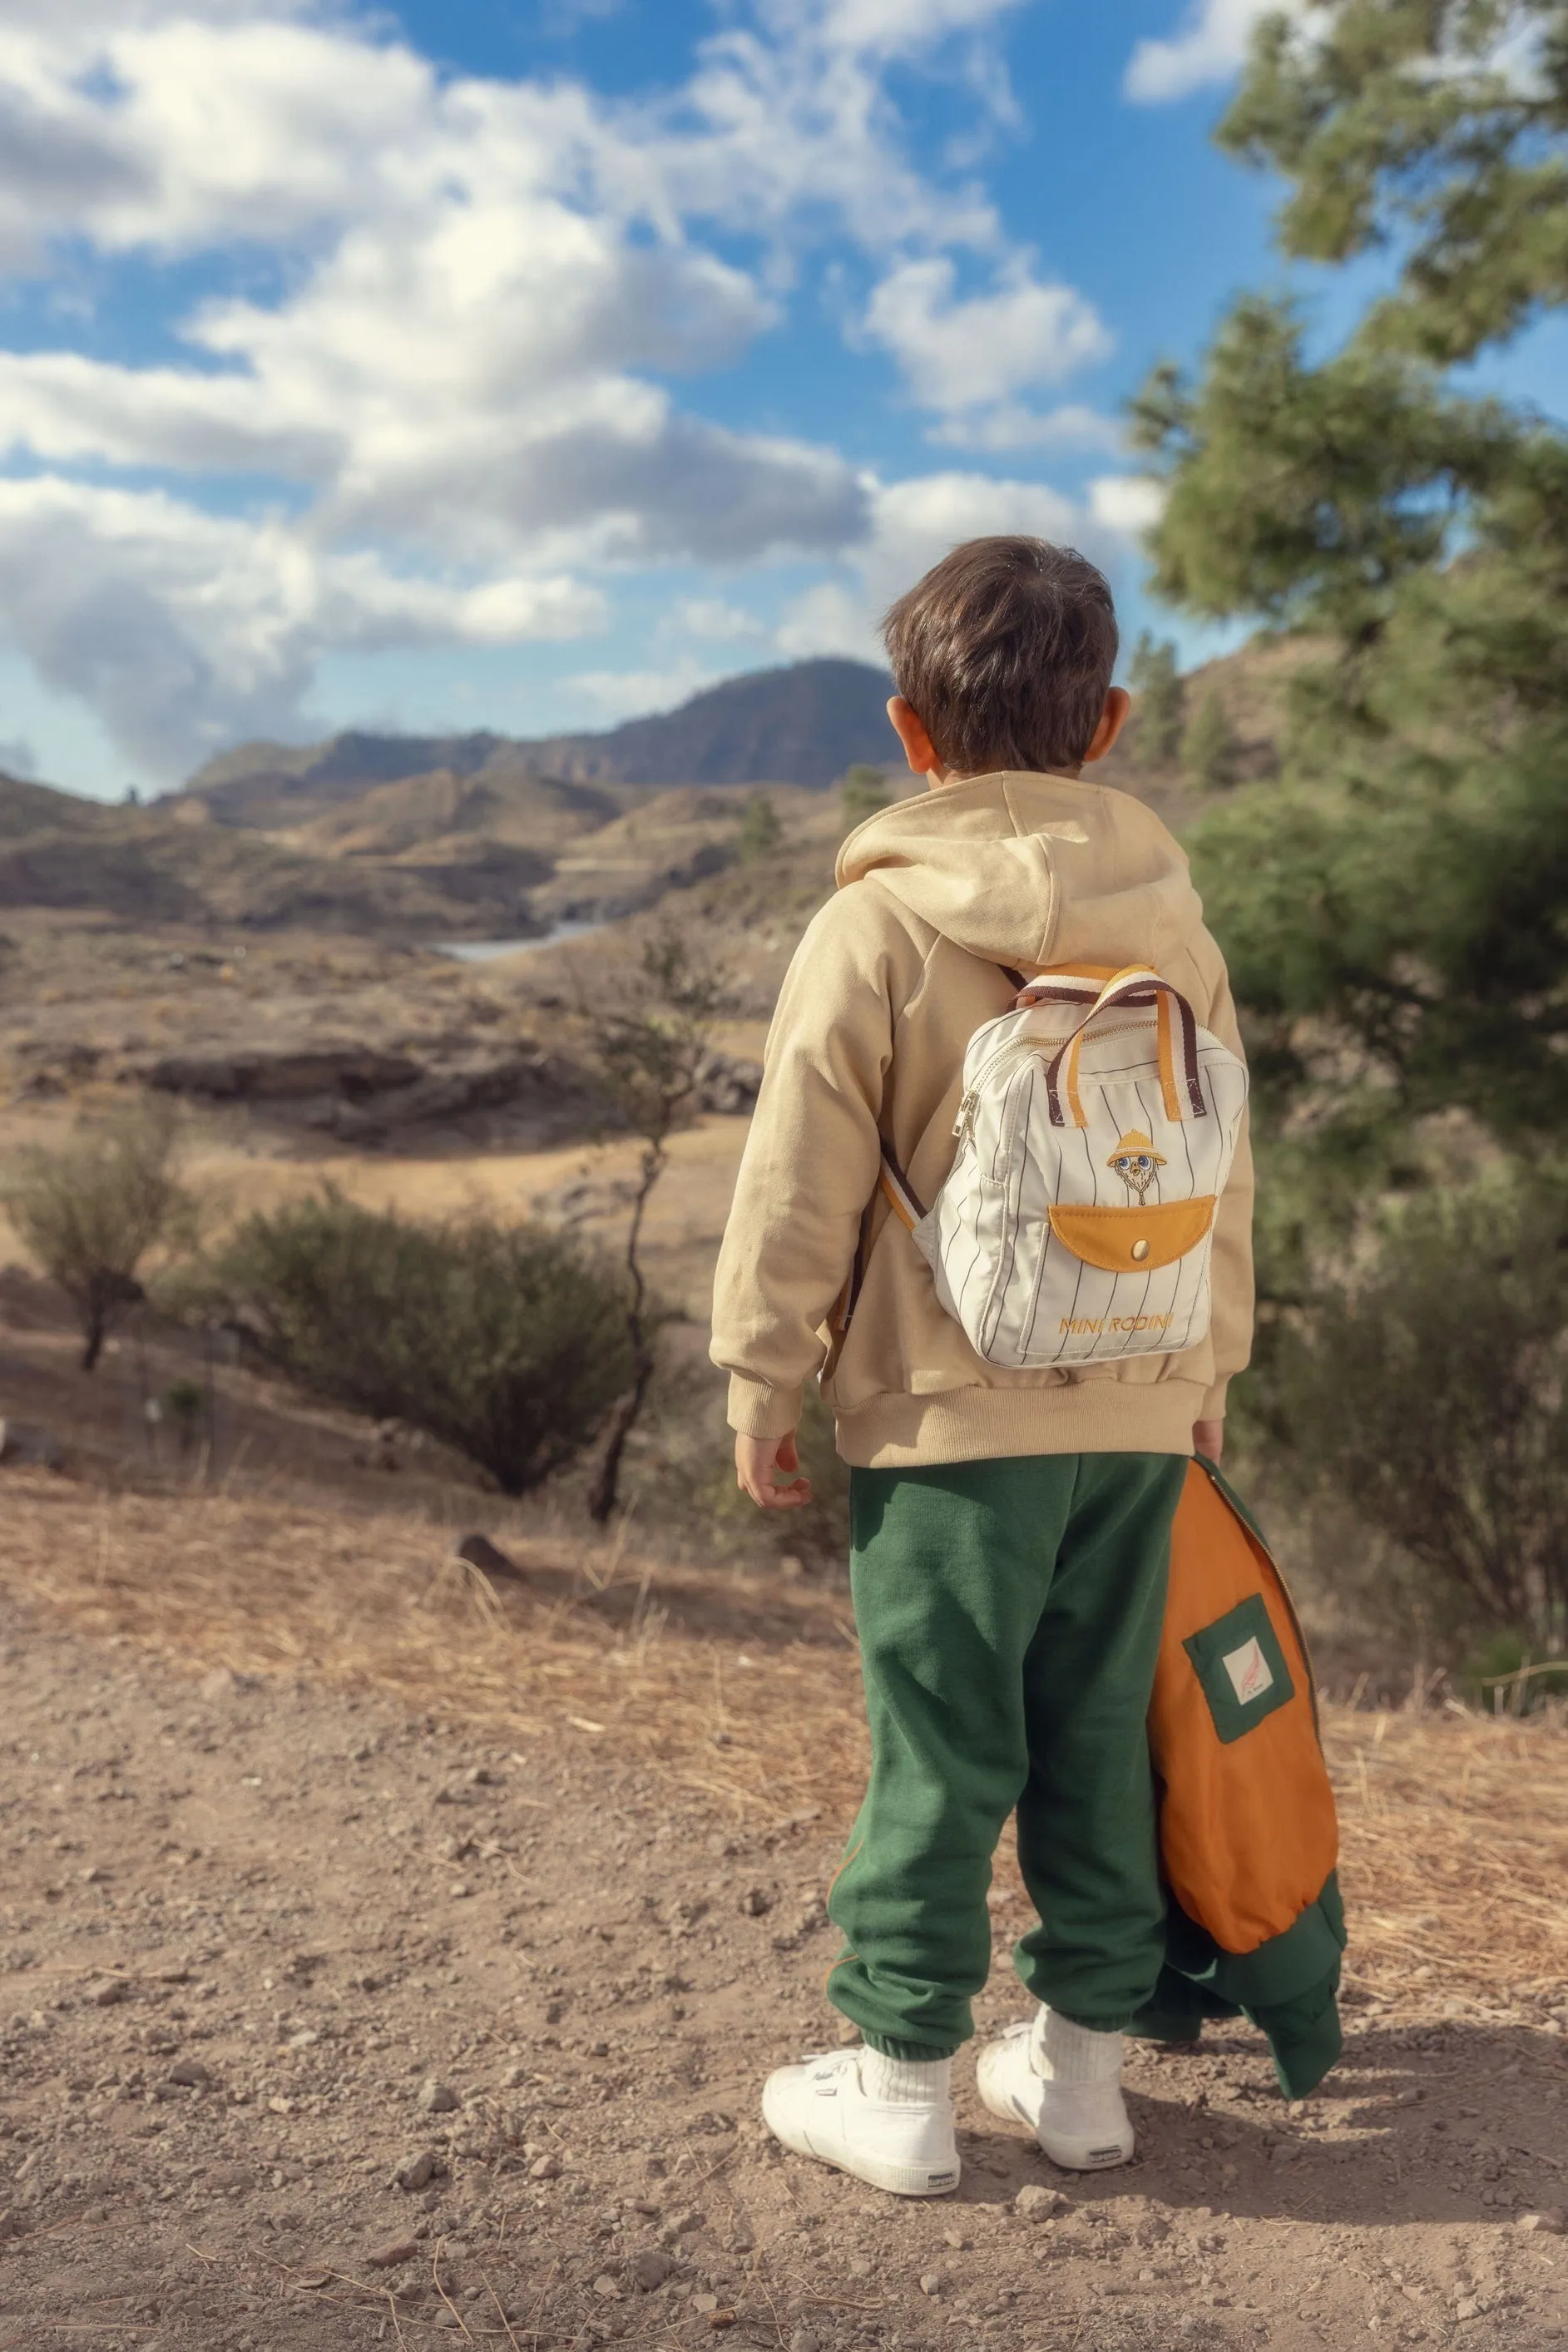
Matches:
[1128,632,1185,765]
[1133,0,1568,1157]
[1180,688,1240,792]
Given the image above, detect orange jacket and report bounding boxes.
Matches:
[1141,1458,1346,2098]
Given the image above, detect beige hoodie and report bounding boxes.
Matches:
[710,770,1254,1468]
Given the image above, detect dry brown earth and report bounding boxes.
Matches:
[0,1471,1564,2352]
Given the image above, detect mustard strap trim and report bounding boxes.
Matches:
[1048,1196,1216,1274]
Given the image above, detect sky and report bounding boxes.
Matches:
[0,0,1525,797]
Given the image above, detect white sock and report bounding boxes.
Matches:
[1033,2008,1123,2085]
[860,2047,952,2105]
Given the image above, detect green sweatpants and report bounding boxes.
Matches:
[826,1452,1185,2061]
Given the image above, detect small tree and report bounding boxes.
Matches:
[1128,632,1185,765]
[841,763,891,830]
[3,1099,199,1371]
[1181,687,1240,792]
[737,792,782,862]
[212,1192,633,1495]
[584,928,733,1523]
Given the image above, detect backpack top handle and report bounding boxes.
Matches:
[1018,963,1207,1131]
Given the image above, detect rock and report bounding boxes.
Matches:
[739,1887,774,1918]
[165,2057,212,2088]
[1520,2208,1566,2234]
[628,2250,676,2292]
[143,1047,422,1104]
[92,1978,129,2008]
[1015,2183,1069,2221]
[0,1420,62,1471]
[453,1533,527,1582]
[528,2152,561,2180]
[205,2165,253,2193]
[367,2239,420,2270]
[199,1668,239,1702]
[693,2294,719,2315]
[418,2077,460,2115]
[789,2335,822,2352]
[695,1050,764,1116]
[393,2151,443,2193]
[591,2275,622,2300]
[919,2272,942,2296]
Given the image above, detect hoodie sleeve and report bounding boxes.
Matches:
[710,889,915,1442]
[1192,938,1255,1423]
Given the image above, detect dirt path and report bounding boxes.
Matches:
[2,1589,1566,2352]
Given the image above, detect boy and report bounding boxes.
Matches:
[710,537,1254,2196]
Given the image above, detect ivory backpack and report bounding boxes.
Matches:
[878,964,1249,1370]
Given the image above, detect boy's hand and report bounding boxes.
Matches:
[735,1433,814,1511]
[1194,1419,1224,1464]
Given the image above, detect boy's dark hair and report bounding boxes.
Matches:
[882,536,1119,776]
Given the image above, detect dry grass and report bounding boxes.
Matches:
[2,1469,1565,2014]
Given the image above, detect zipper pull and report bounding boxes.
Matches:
[952,1090,977,1143]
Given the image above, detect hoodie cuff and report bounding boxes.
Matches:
[727,1374,805,1443]
[1199,1379,1229,1425]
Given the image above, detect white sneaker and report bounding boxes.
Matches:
[977,2011,1134,2171]
[760,2047,961,2198]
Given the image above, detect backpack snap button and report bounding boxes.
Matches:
[1131,1238,1150,1263]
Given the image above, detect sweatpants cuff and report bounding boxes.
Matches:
[1051,2008,1135,2034]
[862,2030,962,2062]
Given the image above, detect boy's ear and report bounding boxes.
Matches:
[887,696,942,779]
[1083,686,1131,766]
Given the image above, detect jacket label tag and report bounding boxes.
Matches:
[1222,1635,1274,1706]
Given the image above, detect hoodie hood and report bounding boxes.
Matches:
[836,769,1204,976]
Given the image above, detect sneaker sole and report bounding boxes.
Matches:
[761,2084,961,2199]
[975,2067,1135,2173]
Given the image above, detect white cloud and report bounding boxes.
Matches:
[864,255,1110,412]
[563,657,723,720]
[777,468,1142,659]
[670,598,769,641]
[1124,0,1310,104]
[0,478,603,775]
[1088,474,1166,534]
[0,0,1091,778]
[928,401,1126,454]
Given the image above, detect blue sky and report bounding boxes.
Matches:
[0,0,1544,796]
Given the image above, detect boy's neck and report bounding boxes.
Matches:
[927,763,1085,790]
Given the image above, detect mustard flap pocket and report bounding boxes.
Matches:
[1047,1196,1216,1275]
[1183,1597,1295,1745]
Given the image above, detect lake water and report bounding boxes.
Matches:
[435,919,606,963]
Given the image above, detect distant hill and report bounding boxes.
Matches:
[0,769,558,940]
[183,657,896,823]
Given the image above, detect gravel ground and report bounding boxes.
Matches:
[1,1599,1566,2352]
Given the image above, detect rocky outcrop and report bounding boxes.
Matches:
[133,1040,594,1139]
[141,1048,423,1102]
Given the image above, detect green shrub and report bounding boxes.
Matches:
[2,1097,200,1371]
[737,793,783,862]
[841,764,892,831]
[212,1192,634,1495]
[1268,1172,1568,1658]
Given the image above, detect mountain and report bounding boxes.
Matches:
[0,768,556,939]
[182,657,895,822]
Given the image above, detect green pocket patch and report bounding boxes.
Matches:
[1183,1595,1295,1745]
